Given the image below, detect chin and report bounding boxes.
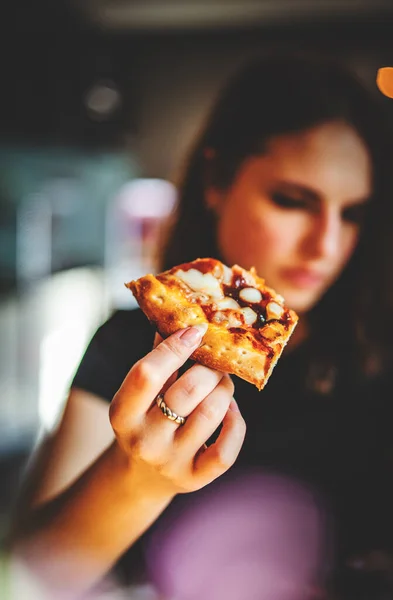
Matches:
[280,289,323,315]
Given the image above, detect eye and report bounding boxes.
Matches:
[342,204,367,226]
[271,192,308,209]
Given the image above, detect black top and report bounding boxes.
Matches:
[72,309,393,596]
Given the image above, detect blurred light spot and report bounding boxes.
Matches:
[84,80,122,119]
[16,195,52,285]
[116,178,177,219]
[39,322,89,429]
[376,67,393,99]
[147,472,325,600]
[38,268,108,430]
[105,179,177,308]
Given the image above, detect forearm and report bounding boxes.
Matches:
[12,441,174,594]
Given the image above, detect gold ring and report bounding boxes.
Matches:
[156,393,186,426]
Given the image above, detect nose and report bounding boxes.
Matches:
[303,208,342,261]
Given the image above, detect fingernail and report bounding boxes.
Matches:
[179,323,208,347]
[229,398,240,412]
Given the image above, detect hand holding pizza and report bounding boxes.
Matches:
[110,258,296,497]
[127,258,298,390]
[109,325,246,496]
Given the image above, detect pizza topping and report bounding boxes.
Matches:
[222,264,233,285]
[189,292,210,303]
[228,314,243,328]
[175,268,224,300]
[240,306,258,326]
[266,301,284,321]
[212,311,242,328]
[173,261,286,332]
[173,258,222,276]
[211,311,226,324]
[239,287,262,303]
[216,297,241,310]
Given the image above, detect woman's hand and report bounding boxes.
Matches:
[10,325,245,593]
[109,325,246,497]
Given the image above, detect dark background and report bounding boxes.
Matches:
[1,0,393,175]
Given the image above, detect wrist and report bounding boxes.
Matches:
[108,440,176,506]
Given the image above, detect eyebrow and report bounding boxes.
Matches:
[274,180,371,206]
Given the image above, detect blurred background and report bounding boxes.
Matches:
[0,0,393,545]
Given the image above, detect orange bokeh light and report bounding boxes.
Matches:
[376,67,393,99]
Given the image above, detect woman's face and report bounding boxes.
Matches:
[208,121,372,313]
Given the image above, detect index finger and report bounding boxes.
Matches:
[153,332,178,395]
[153,332,163,349]
[114,323,208,417]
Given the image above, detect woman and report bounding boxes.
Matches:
[11,52,393,598]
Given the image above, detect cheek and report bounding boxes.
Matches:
[338,229,360,269]
[215,198,297,269]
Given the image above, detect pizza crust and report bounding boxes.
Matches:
[126,259,298,390]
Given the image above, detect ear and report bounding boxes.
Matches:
[205,187,225,216]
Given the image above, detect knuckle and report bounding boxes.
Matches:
[132,438,150,462]
[197,398,222,422]
[131,359,160,388]
[130,436,158,464]
[160,338,187,361]
[210,446,233,471]
[174,479,195,493]
[109,396,123,431]
[178,373,199,400]
[171,367,223,404]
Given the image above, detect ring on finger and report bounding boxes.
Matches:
[156,393,186,426]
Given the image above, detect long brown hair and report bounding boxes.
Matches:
[161,51,393,388]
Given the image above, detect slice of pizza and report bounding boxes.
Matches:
[126,258,298,390]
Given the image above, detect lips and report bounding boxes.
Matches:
[280,267,327,288]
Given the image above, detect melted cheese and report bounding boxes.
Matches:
[175,268,224,299]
